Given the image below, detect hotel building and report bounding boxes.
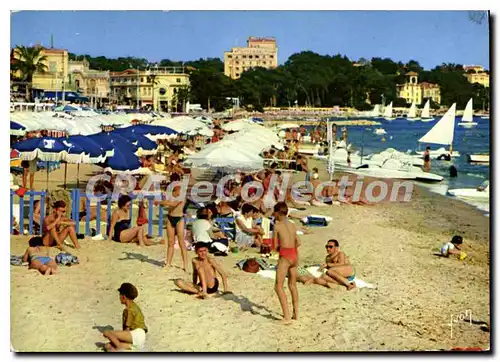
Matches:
[396,72,441,105]
[224,37,278,79]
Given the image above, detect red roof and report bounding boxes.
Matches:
[110,69,138,76]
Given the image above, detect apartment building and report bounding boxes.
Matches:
[224,37,278,79]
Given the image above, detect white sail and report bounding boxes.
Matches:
[418,103,456,146]
[383,102,393,118]
[371,104,381,117]
[461,98,474,123]
[421,100,431,118]
[408,102,417,118]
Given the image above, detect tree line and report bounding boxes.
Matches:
[13,47,490,112]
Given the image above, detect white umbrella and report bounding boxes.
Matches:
[186,147,263,171]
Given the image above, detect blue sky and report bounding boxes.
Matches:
[10,10,490,70]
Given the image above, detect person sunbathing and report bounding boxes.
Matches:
[174,243,230,298]
[42,201,80,249]
[23,236,58,275]
[108,195,152,247]
[299,239,355,291]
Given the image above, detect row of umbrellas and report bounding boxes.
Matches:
[12,124,177,173]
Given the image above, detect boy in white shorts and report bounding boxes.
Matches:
[103,283,148,352]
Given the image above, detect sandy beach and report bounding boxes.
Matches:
[10,161,490,351]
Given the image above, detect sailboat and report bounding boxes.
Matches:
[407,102,420,121]
[420,100,434,122]
[370,104,381,118]
[417,103,460,159]
[457,98,477,128]
[383,102,395,121]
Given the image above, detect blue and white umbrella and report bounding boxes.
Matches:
[99,143,142,173]
[110,129,158,156]
[87,133,137,156]
[10,121,26,136]
[57,135,108,164]
[12,137,68,162]
[116,124,177,140]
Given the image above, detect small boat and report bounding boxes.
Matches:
[481,116,489,119]
[374,128,387,135]
[467,154,489,164]
[420,100,434,122]
[383,102,396,121]
[448,182,489,200]
[407,102,420,121]
[457,98,478,128]
[418,103,460,159]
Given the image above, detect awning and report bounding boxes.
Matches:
[38,91,89,102]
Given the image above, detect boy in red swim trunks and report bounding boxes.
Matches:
[272,202,300,324]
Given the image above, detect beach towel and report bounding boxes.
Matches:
[10,255,26,266]
[301,215,332,226]
[55,253,79,266]
[236,258,271,271]
[306,266,376,289]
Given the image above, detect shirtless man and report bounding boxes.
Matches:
[300,239,355,291]
[174,243,230,298]
[42,201,81,249]
[272,202,300,324]
[158,173,188,272]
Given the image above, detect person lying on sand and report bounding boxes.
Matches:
[42,201,80,249]
[272,202,300,324]
[22,236,58,275]
[440,235,463,257]
[103,283,148,352]
[174,243,230,299]
[299,239,356,291]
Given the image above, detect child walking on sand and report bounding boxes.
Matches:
[272,202,300,324]
[22,236,58,275]
[103,283,148,352]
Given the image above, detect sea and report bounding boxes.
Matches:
[312,116,490,214]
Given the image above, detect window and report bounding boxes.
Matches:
[176,78,181,83]
[249,55,253,59]
[255,55,259,59]
[173,88,178,94]
[236,67,240,71]
[236,61,240,65]
[227,54,232,58]
[263,61,267,65]
[141,77,144,83]
[242,55,247,59]
[235,73,240,77]
[270,55,274,59]
[49,61,57,72]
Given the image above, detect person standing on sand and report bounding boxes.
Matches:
[174,243,230,298]
[42,201,80,249]
[272,202,300,324]
[103,283,148,352]
[158,173,188,272]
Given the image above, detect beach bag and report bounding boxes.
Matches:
[55,252,79,266]
[136,201,148,226]
[242,258,260,273]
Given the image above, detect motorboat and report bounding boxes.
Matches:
[467,154,489,164]
[457,98,478,128]
[374,128,387,135]
[448,181,489,200]
[345,159,443,182]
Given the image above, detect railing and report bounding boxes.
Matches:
[11,189,235,238]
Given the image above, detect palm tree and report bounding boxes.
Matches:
[11,45,47,82]
[11,46,47,101]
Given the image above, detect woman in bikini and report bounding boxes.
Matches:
[108,195,152,247]
[23,236,58,275]
[159,173,188,272]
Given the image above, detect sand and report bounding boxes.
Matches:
[10,162,490,351]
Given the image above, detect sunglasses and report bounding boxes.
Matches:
[325,245,334,249]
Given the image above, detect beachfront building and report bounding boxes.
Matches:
[396,72,441,105]
[463,65,490,87]
[109,67,190,112]
[224,37,278,79]
[68,59,110,107]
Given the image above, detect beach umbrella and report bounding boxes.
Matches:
[186,147,263,171]
[100,143,142,173]
[88,133,137,155]
[12,137,68,162]
[110,129,158,155]
[10,121,26,136]
[116,124,177,140]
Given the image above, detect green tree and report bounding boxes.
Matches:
[11,46,48,82]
